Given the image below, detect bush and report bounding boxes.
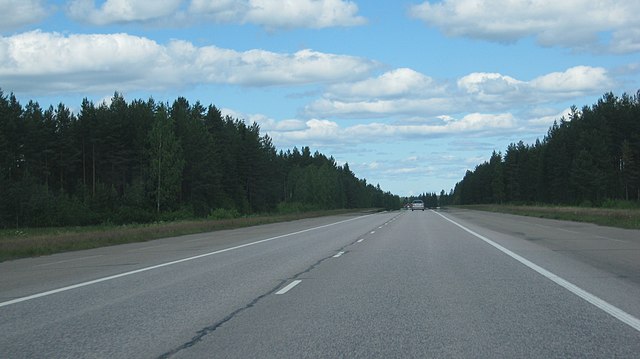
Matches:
[111,206,155,224]
[275,202,317,214]
[208,208,241,220]
[159,207,194,222]
[602,199,640,209]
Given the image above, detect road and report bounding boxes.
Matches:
[1,209,640,357]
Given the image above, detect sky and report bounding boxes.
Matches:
[1,0,639,197]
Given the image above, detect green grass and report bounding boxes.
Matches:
[459,204,640,229]
[0,209,373,262]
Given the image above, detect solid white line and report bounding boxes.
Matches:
[433,210,640,333]
[333,251,345,258]
[275,280,302,295]
[0,213,376,308]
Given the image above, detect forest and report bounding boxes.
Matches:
[0,90,401,228]
[451,91,640,207]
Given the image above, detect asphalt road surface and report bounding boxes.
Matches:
[1,209,640,358]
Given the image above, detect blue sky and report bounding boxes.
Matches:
[1,0,639,196]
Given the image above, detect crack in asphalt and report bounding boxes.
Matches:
[157,240,358,359]
[156,217,397,358]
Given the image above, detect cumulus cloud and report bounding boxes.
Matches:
[0,30,377,94]
[0,0,49,31]
[67,0,366,29]
[458,66,613,105]
[265,113,516,146]
[457,72,524,105]
[67,0,183,25]
[457,73,523,95]
[326,68,442,100]
[529,66,613,94]
[305,97,456,119]
[305,65,613,119]
[188,0,247,23]
[410,0,640,53]
[239,0,366,29]
[0,31,171,93]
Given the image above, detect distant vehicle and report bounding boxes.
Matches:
[411,199,425,211]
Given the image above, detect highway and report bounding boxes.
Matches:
[1,209,640,357]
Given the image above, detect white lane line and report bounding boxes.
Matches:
[433,211,640,333]
[378,226,383,229]
[34,255,104,268]
[357,238,364,243]
[333,251,345,258]
[0,213,376,308]
[276,280,302,295]
[370,231,376,234]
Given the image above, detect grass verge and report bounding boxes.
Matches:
[458,204,640,230]
[0,209,373,262]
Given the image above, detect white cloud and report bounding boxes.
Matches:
[0,31,170,93]
[188,0,247,23]
[410,0,640,53]
[457,72,524,105]
[67,0,183,25]
[241,0,366,29]
[0,0,48,31]
[305,65,613,119]
[67,0,366,29]
[530,66,613,94]
[457,66,613,105]
[326,68,442,100]
[265,113,517,146]
[457,73,523,96]
[305,97,456,118]
[0,30,377,94]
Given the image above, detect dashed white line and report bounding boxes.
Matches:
[333,251,345,258]
[276,280,302,295]
[370,231,376,234]
[0,213,376,308]
[357,239,364,243]
[433,210,640,333]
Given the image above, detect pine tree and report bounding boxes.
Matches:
[146,104,185,213]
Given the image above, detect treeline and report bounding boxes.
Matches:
[452,91,640,206]
[0,90,400,228]
[407,191,451,208]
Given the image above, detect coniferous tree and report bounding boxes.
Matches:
[0,89,401,228]
[452,91,640,206]
[146,103,185,213]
